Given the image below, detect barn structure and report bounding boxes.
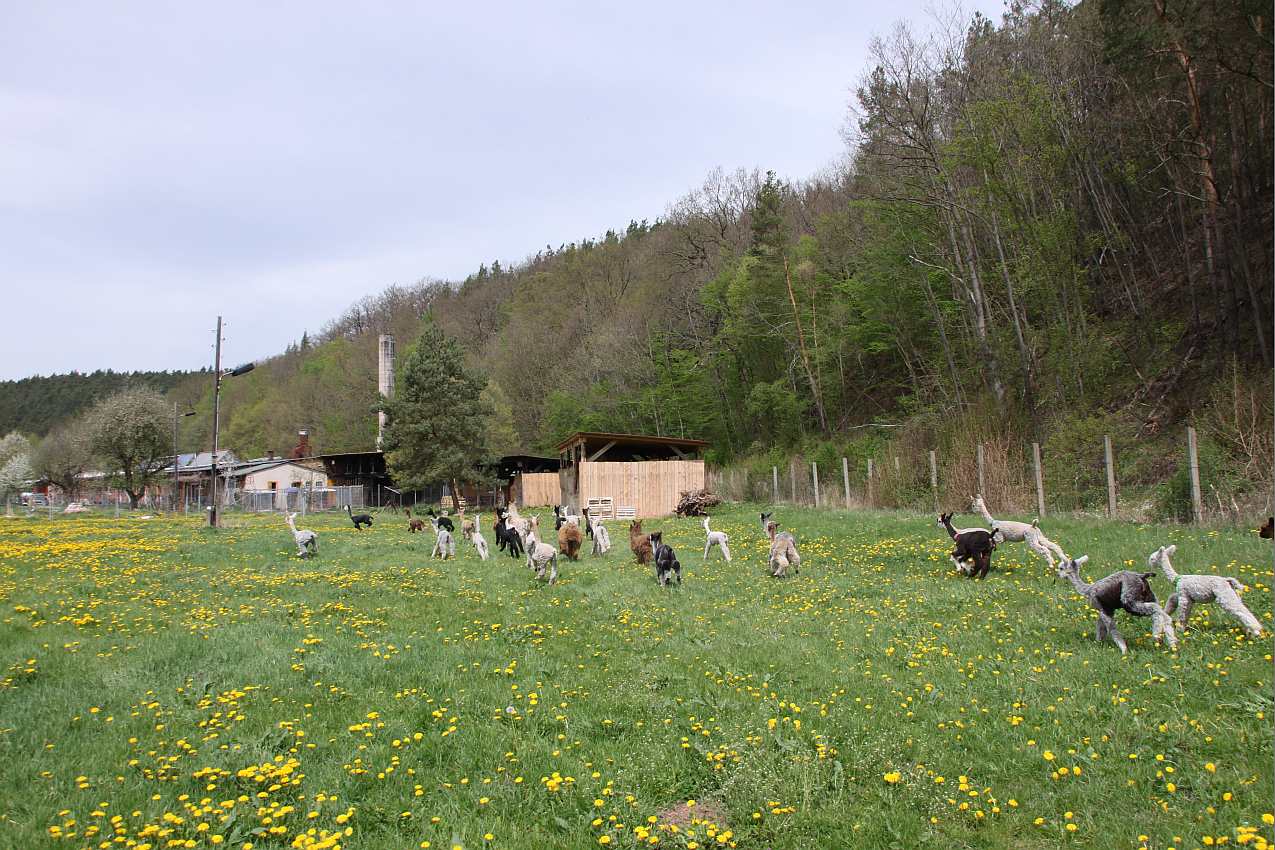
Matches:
[555,431,707,519]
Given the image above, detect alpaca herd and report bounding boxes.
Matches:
[279,495,1266,652]
[936,493,1266,653]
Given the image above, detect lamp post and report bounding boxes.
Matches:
[172,404,196,512]
[208,315,255,527]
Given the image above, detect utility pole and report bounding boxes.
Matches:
[210,316,223,528]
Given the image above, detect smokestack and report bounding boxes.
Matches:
[377,334,395,450]
[293,429,311,459]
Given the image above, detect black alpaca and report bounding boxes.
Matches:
[426,508,455,533]
[650,531,681,586]
[494,508,523,559]
[938,512,999,579]
[344,504,373,530]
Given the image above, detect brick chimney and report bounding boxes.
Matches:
[292,429,311,459]
[266,449,276,461]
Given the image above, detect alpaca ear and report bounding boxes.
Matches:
[1074,555,1089,566]
[1165,544,1176,556]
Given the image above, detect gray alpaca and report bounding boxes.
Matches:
[1055,556,1177,654]
[1149,545,1264,638]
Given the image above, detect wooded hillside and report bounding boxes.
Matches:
[14,1,1274,513]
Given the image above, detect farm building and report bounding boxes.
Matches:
[493,454,559,508]
[225,458,329,509]
[555,431,707,519]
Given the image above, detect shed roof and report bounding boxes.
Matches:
[554,431,708,452]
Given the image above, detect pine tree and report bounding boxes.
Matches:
[381,320,492,509]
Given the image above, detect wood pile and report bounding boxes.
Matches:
[674,489,722,517]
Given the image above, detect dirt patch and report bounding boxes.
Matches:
[655,799,729,830]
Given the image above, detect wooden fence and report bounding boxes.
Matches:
[511,472,559,508]
[561,460,704,518]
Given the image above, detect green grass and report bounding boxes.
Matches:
[0,506,1270,850]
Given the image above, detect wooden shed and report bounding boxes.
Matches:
[555,432,708,519]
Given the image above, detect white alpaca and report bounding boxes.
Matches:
[1149,545,1264,638]
[429,517,455,560]
[525,530,558,583]
[765,521,800,578]
[470,513,490,561]
[702,516,731,562]
[591,519,611,555]
[971,494,1066,567]
[284,512,318,558]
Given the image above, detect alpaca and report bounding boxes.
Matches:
[344,504,373,530]
[524,530,559,583]
[470,513,490,561]
[1149,545,1264,638]
[405,508,425,534]
[459,510,475,542]
[557,518,583,561]
[426,508,454,534]
[765,521,801,578]
[582,506,596,540]
[629,519,654,565]
[970,494,1066,567]
[429,517,455,560]
[494,508,524,559]
[702,516,731,562]
[1055,556,1177,654]
[938,513,1001,578]
[591,517,612,555]
[650,531,682,585]
[1261,517,1273,539]
[284,512,318,558]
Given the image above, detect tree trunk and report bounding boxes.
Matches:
[128,491,141,510]
[782,256,829,432]
[450,478,462,513]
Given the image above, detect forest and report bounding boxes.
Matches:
[7,0,1272,516]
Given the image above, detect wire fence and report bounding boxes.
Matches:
[707,426,1263,524]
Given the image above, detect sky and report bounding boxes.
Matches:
[1,0,1003,381]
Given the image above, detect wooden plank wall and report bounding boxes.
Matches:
[576,460,704,518]
[513,472,560,507]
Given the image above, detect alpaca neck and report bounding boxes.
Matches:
[1063,570,1091,596]
[1156,552,1180,584]
[974,501,995,526]
[940,518,957,540]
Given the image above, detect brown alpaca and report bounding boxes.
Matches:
[630,519,654,565]
[558,520,583,561]
[405,508,425,534]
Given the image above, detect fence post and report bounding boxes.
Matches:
[1186,426,1203,523]
[866,458,874,507]
[772,466,778,503]
[929,450,938,511]
[893,456,900,476]
[811,462,820,508]
[841,456,850,509]
[976,443,985,497]
[1104,434,1117,517]
[790,463,798,505]
[1032,442,1045,518]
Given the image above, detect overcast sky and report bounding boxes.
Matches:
[1,0,1002,381]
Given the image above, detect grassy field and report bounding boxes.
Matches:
[0,505,1270,850]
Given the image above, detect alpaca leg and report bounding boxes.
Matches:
[1163,591,1178,617]
[1044,538,1066,565]
[1127,601,1178,649]
[1094,616,1108,643]
[547,556,557,584]
[704,539,712,559]
[1100,613,1127,654]
[1027,538,1053,568]
[720,540,731,562]
[1215,588,1265,637]
[1175,597,1194,631]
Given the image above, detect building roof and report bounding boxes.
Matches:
[161,450,238,474]
[227,459,320,479]
[554,431,709,452]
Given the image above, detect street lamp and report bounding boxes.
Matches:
[207,314,255,528]
[172,404,196,512]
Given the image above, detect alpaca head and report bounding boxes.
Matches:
[630,519,643,535]
[760,511,773,532]
[937,512,953,528]
[1055,555,1089,581]
[766,521,778,540]
[970,494,988,514]
[1148,544,1176,569]
[649,531,663,547]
